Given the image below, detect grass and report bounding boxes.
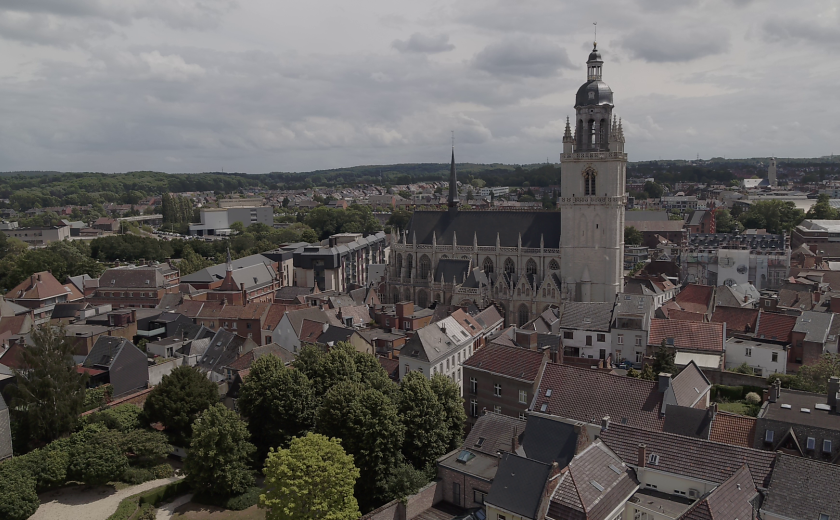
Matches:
[171,504,265,520]
[716,400,760,417]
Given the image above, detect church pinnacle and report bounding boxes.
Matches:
[447,136,459,213]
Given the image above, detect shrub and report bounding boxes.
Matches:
[123,467,155,485]
[86,404,143,432]
[712,385,744,402]
[135,503,156,520]
[5,443,70,492]
[0,464,39,520]
[151,463,174,479]
[68,426,129,486]
[138,479,190,506]
[194,486,261,511]
[108,479,190,520]
[745,392,762,404]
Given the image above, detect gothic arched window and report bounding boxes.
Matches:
[483,257,494,274]
[406,254,413,276]
[403,287,412,301]
[583,169,596,196]
[549,259,559,271]
[396,254,403,275]
[419,255,431,280]
[392,288,400,304]
[526,259,537,275]
[518,304,530,327]
[417,289,428,309]
[504,258,515,275]
[440,254,449,259]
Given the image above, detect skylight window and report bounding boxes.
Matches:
[765,430,774,443]
[647,454,659,465]
[609,464,622,474]
[475,437,485,448]
[807,437,816,450]
[545,389,553,397]
[540,403,548,412]
[824,440,832,453]
[456,450,475,463]
[590,481,604,492]
[781,404,792,409]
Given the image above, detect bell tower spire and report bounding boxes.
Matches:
[447,131,459,215]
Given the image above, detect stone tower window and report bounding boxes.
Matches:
[549,259,559,271]
[584,170,597,196]
[526,259,537,275]
[419,255,431,280]
[504,258,515,274]
[406,254,413,275]
[483,257,494,273]
[518,304,529,327]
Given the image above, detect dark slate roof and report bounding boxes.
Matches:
[51,302,87,319]
[663,406,713,440]
[434,259,471,284]
[599,423,777,489]
[83,336,131,369]
[521,415,579,468]
[464,412,527,458]
[625,210,670,222]
[407,210,562,248]
[485,452,552,519]
[276,286,317,300]
[199,329,249,375]
[558,301,615,332]
[316,325,355,346]
[761,453,840,520]
[179,254,274,283]
[792,311,834,343]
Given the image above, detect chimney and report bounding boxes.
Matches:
[36,273,41,282]
[511,427,519,453]
[658,373,672,393]
[638,444,647,468]
[769,378,780,403]
[601,416,610,432]
[828,376,840,410]
[573,423,591,454]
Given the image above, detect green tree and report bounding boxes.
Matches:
[624,226,643,245]
[806,194,839,220]
[316,382,404,510]
[238,356,317,462]
[120,429,170,466]
[397,372,448,469]
[282,197,290,208]
[301,228,319,243]
[67,426,129,485]
[714,208,741,233]
[261,433,361,520]
[738,199,805,234]
[794,353,840,393]
[398,190,412,200]
[643,181,663,199]
[639,364,656,381]
[429,374,467,452]
[0,464,39,520]
[651,341,677,376]
[386,208,412,233]
[143,365,219,445]
[177,244,215,276]
[4,325,88,450]
[186,404,256,497]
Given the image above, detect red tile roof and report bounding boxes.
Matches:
[263,303,305,331]
[659,300,681,318]
[675,284,714,314]
[668,309,705,322]
[710,307,759,334]
[649,319,724,352]
[755,312,798,342]
[709,411,757,448]
[0,315,29,336]
[299,319,325,343]
[463,344,546,382]
[7,272,69,301]
[533,363,664,431]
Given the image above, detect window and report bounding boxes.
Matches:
[526,259,537,275]
[597,333,606,342]
[232,322,237,329]
[494,405,502,414]
[819,514,830,520]
[474,490,487,504]
[636,352,644,363]
[617,334,624,345]
[564,331,574,340]
[519,390,527,404]
[405,364,410,375]
[549,259,559,271]
[504,258,515,274]
[635,336,643,346]
[807,437,816,451]
[745,347,752,357]
[494,383,501,397]
[499,516,506,520]
[647,453,659,465]
[765,430,774,443]
[824,440,832,453]
[519,412,526,420]
[470,399,477,417]
[483,257,494,274]
[404,321,410,329]
[772,352,779,362]
[586,336,593,346]
[470,377,477,394]
[246,323,252,329]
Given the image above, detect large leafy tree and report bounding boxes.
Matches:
[67,426,130,486]
[429,374,467,452]
[397,372,448,469]
[185,404,256,497]
[651,341,678,376]
[624,226,643,246]
[4,325,88,450]
[316,382,405,510]
[238,355,317,462]
[143,365,219,445]
[738,199,804,234]
[806,194,840,220]
[261,433,360,520]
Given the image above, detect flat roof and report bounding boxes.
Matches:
[760,389,840,430]
[629,489,694,518]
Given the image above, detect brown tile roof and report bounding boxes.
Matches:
[675,284,714,314]
[755,312,797,342]
[671,361,711,407]
[709,411,757,448]
[710,307,759,334]
[299,319,325,343]
[533,363,665,431]
[0,315,30,336]
[463,344,546,382]
[659,300,682,318]
[377,356,400,380]
[680,464,758,520]
[197,301,271,321]
[599,423,777,489]
[7,272,68,301]
[464,412,527,457]
[63,283,84,302]
[649,319,724,352]
[450,308,483,337]
[174,300,205,318]
[263,303,304,331]
[668,309,705,322]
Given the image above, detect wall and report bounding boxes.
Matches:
[0,408,12,461]
[437,464,492,510]
[724,340,786,376]
[562,328,613,360]
[361,481,441,520]
[702,369,768,388]
[148,358,181,386]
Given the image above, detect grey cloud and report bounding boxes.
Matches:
[392,33,454,53]
[762,17,840,47]
[633,0,701,13]
[618,27,730,62]
[473,37,574,77]
[0,11,113,47]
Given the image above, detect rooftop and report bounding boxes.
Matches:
[760,388,840,430]
[649,319,724,352]
[462,343,546,382]
[761,453,840,520]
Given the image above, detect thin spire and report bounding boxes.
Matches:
[593,21,597,47]
[448,133,459,211]
[226,246,232,272]
[563,117,573,142]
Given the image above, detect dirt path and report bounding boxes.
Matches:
[157,493,194,520]
[31,477,182,520]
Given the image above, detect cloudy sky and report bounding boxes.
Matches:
[0,0,837,173]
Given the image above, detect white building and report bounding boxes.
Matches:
[189,206,273,236]
[478,186,509,198]
[725,337,787,376]
[558,301,615,361]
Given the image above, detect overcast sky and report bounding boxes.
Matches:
[0,0,837,173]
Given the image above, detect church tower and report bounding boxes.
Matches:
[559,42,627,302]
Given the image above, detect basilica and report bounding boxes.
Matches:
[387,42,627,326]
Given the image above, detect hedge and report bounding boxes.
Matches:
[107,479,190,520]
[193,486,261,511]
[711,384,765,402]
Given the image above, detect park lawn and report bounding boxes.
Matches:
[172,503,265,520]
[716,400,760,417]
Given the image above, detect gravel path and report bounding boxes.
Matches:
[31,477,183,520]
[156,493,194,520]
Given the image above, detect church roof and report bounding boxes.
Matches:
[435,258,471,283]
[406,210,561,248]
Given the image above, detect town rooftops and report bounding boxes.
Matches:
[686,233,786,251]
[759,387,840,431]
[532,363,664,431]
[680,464,758,520]
[710,306,759,334]
[792,310,835,343]
[83,336,134,369]
[406,210,562,249]
[760,453,840,520]
[754,312,798,342]
[485,452,553,519]
[671,360,712,408]
[463,343,546,382]
[7,271,69,301]
[559,301,614,332]
[599,423,777,489]
[709,411,757,448]
[649,319,724,352]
